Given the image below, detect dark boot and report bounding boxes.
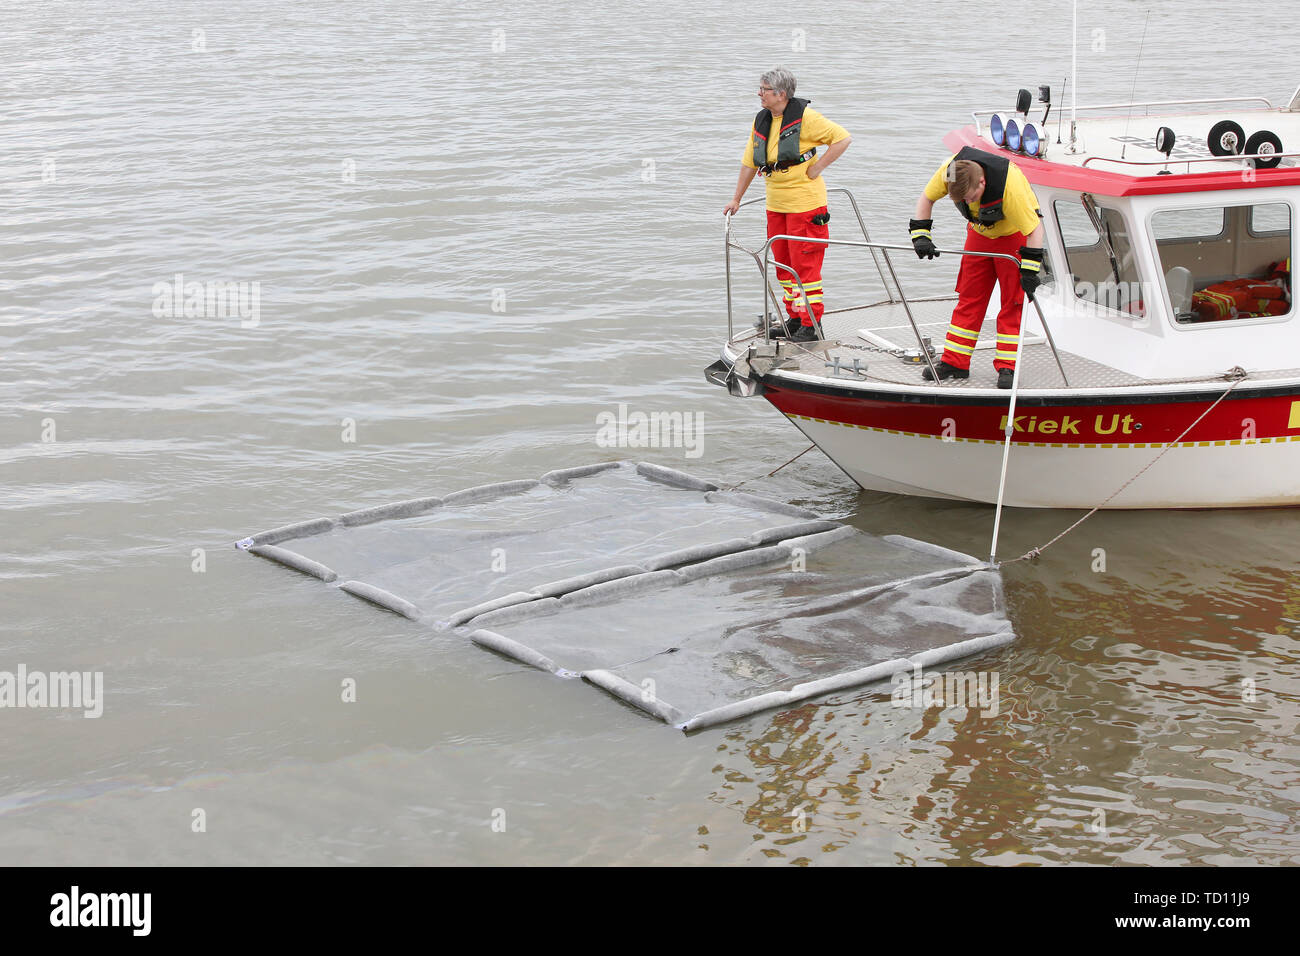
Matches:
[998,369,1015,389]
[921,361,970,381]
[789,321,821,343]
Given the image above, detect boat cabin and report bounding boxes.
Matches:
[953,93,1299,380]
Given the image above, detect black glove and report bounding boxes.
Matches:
[909,219,938,259]
[1019,246,1044,295]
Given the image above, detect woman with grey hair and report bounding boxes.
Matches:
[724,69,852,342]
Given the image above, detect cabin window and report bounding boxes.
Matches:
[1053,199,1146,317]
[1152,208,1226,242]
[1151,202,1292,324]
[1250,203,1291,237]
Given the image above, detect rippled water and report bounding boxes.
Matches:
[2,0,1297,865]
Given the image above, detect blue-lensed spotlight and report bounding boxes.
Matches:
[1022,123,1041,157]
[990,113,1007,147]
[1006,119,1021,152]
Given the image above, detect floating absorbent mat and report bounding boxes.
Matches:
[236,462,1013,731]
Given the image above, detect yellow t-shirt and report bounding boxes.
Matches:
[742,106,850,214]
[924,155,1041,238]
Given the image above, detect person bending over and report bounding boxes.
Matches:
[909,148,1044,388]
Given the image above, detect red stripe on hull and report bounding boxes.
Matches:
[764,384,1300,444]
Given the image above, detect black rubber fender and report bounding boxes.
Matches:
[1207,119,1245,156]
[1245,129,1283,169]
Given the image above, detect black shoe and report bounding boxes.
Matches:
[921,361,969,381]
[788,322,821,343]
[997,369,1015,389]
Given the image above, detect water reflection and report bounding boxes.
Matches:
[710,524,1299,864]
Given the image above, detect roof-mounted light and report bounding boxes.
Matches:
[1155,126,1176,175]
[989,113,1008,147]
[1021,123,1043,158]
[1005,118,1022,153]
[991,88,1046,156]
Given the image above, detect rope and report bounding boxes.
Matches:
[724,443,817,491]
[997,368,1248,567]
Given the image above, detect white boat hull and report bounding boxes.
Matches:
[744,372,1300,509]
[783,410,1300,508]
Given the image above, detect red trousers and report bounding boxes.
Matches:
[944,228,1026,371]
[767,205,829,326]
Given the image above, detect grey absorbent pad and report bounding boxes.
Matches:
[235,461,1014,731]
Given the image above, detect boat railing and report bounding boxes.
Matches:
[970,96,1275,139]
[724,187,898,316]
[723,194,1071,386]
[1082,150,1300,171]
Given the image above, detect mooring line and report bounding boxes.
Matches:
[998,370,1247,567]
[724,443,818,491]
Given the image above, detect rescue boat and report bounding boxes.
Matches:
[707,87,1300,509]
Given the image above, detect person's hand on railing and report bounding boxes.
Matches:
[909,219,939,259]
[1019,246,1044,295]
[723,200,740,216]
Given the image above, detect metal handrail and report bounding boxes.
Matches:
[725,208,814,342]
[1082,150,1300,169]
[970,96,1275,138]
[724,209,853,349]
[723,188,897,325]
[826,187,895,301]
[755,234,1071,387]
[724,197,782,341]
[724,195,1071,386]
[758,234,940,381]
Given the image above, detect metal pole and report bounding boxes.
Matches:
[880,249,942,383]
[724,213,734,340]
[762,242,815,332]
[761,246,771,343]
[1028,291,1070,386]
[747,249,798,338]
[989,347,1027,564]
[729,198,817,344]
[818,234,945,381]
[833,187,894,302]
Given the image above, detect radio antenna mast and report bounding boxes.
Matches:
[1120,10,1152,159]
[1069,0,1078,151]
[1057,75,1067,143]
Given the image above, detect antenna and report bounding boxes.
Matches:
[1120,10,1152,160]
[1069,0,1077,151]
[1057,75,1067,143]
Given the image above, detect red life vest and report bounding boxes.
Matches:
[1192,278,1288,321]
